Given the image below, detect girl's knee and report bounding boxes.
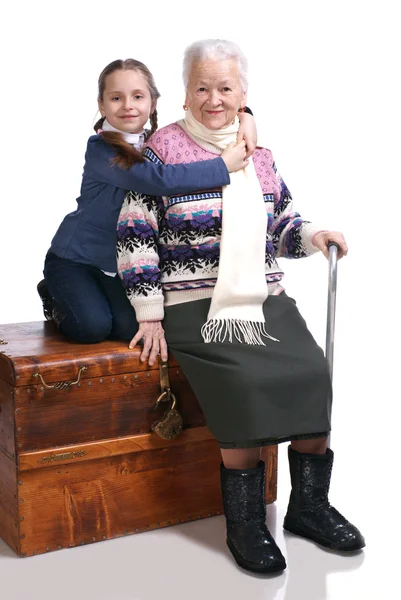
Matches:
[61,315,112,344]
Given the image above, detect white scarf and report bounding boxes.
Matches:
[180,110,278,346]
[101,119,145,150]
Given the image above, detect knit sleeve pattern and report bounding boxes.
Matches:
[116,191,165,322]
[270,164,325,259]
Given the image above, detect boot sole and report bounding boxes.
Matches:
[283,524,366,552]
[227,539,286,574]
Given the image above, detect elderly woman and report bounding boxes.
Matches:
[116,39,365,575]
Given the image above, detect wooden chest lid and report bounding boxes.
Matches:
[0,321,174,387]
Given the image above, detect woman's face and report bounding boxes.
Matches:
[185,58,247,130]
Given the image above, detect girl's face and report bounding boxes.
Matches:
[98,69,155,133]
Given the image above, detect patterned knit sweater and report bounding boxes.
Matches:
[116,122,323,322]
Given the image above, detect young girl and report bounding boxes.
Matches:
[38,58,255,344]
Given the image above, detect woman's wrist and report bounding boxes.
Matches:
[312,230,329,247]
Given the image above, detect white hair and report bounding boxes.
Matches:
[183,39,248,92]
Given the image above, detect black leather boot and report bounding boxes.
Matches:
[283,446,365,551]
[37,280,65,326]
[37,280,53,321]
[221,460,286,574]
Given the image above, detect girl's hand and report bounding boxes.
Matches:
[237,111,257,158]
[221,140,249,172]
[129,321,168,366]
[313,231,348,259]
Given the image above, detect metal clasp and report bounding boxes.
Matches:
[159,360,171,394]
[155,359,173,407]
[32,366,88,390]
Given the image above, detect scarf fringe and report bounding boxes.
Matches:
[201,319,279,346]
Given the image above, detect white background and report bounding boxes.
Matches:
[0,1,400,598]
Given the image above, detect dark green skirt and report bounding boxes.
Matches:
[163,294,332,449]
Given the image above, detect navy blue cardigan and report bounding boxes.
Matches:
[49,135,230,272]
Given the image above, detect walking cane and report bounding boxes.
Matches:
[325,242,339,447]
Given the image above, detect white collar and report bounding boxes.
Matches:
[101,119,145,149]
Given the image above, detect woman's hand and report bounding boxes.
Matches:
[237,112,257,158]
[313,231,348,259]
[221,140,249,172]
[129,321,168,366]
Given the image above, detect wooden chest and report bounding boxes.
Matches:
[0,321,278,557]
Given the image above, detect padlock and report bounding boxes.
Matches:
[151,391,183,440]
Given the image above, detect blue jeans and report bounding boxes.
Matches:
[44,252,138,343]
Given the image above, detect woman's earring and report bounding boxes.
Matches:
[183,104,189,111]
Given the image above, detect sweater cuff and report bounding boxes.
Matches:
[132,297,165,322]
[301,223,328,255]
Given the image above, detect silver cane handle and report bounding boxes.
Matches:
[325,243,339,381]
